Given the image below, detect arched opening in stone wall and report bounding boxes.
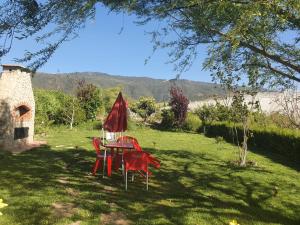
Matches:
[13,104,31,140]
[14,105,31,122]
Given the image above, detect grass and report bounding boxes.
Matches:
[0,125,299,225]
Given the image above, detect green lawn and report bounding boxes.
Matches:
[0,126,299,225]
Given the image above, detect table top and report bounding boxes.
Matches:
[104,141,134,149]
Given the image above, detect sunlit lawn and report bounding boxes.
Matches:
[0,125,299,225]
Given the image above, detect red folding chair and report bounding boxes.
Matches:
[123,151,160,190]
[92,137,112,177]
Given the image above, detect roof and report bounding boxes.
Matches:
[2,64,31,72]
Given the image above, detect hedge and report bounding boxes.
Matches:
[202,122,300,163]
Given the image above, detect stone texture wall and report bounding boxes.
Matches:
[0,66,35,149]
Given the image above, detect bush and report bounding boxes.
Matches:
[183,113,201,132]
[169,86,189,126]
[160,109,175,129]
[131,96,156,122]
[202,122,300,163]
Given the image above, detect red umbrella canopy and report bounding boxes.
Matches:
[103,92,128,132]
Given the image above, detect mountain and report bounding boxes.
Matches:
[32,72,225,101]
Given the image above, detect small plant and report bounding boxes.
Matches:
[183,113,201,132]
[215,136,224,144]
[229,220,240,225]
[215,136,225,150]
[0,199,8,216]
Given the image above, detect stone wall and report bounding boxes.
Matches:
[0,65,35,150]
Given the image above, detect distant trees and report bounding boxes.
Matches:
[34,80,124,132]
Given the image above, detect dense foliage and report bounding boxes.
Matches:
[76,80,102,120]
[169,86,189,127]
[34,89,86,133]
[160,109,175,129]
[34,84,122,133]
[0,1,299,87]
[131,96,156,122]
[182,112,201,132]
[203,122,300,163]
[194,100,300,163]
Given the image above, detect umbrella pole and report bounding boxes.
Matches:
[102,128,105,143]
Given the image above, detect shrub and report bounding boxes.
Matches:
[131,96,156,122]
[202,122,300,163]
[183,113,201,132]
[169,86,189,127]
[160,108,175,129]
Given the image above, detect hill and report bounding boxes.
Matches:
[32,72,224,101]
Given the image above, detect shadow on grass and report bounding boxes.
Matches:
[248,145,300,172]
[0,146,299,225]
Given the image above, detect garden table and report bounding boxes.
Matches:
[104,141,135,173]
[104,141,134,151]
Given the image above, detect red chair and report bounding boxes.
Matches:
[92,137,112,177]
[113,136,142,171]
[123,151,160,190]
[117,136,142,151]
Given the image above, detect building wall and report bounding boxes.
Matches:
[189,92,300,114]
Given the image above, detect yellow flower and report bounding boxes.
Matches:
[0,199,8,216]
[229,220,240,225]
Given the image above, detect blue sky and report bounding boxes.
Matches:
[1,5,211,82]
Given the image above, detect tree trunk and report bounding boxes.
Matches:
[70,103,75,130]
[240,119,248,166]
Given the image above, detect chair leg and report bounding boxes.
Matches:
[92,159,99,175]
[107,157,112,177]
[146,172,149,191]
[103,157,106,178]
[125,171,128,191]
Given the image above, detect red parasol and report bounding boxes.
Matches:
[103,92,128,132]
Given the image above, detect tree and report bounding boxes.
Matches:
[169,86,189,127]
[34,89,86,131]
[102,87,123,115]
[76,80,101,120]
[275,89,300,129]
[0,1,299,87]
[58,95,86,129]
[131,96,156,122]
[230,91,252,167]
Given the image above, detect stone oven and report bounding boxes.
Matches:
[0,64,35,150]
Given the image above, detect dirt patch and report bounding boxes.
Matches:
[66,188,80,197]
[100,212,132,225]
[69,221,81,225]
[103,185,118,192]
[51,202,77,217]
[8,140,47,154]
[57,177,69,184]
